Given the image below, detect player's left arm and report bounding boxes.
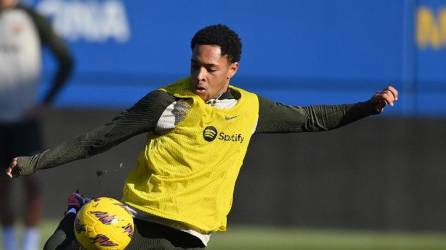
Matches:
[26,5,74,105]
[255,85,398,133]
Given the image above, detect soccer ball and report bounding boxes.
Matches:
[74,197,134,250]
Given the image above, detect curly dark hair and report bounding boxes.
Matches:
[191,24,242,63]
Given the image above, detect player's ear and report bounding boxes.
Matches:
[228,62,239,79]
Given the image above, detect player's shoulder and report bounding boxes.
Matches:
[128,89,177,113]
[228,84,260,101]
[139,89,176,104]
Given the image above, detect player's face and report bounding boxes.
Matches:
[190,44,239,101]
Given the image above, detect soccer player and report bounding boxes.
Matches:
[5,24,398,250]
[0,0,73,250]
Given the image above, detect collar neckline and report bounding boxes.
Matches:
[205,89,236,104]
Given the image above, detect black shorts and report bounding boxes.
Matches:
[0,119,43,167]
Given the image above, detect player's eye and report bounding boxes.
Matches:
[206,67,217,73]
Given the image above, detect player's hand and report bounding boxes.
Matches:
[369,85,398,113]
[5,156,34,178]
[5,157,18,178]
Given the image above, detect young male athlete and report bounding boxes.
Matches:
[5,24,398,249]
[0,0,73,249]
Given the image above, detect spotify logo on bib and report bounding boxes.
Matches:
[203,126,218,142]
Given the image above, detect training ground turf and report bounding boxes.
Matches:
[4,220,446,250]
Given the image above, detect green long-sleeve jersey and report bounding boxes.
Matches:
[14,85,378,176]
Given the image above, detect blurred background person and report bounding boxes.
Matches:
[0,0,73,249]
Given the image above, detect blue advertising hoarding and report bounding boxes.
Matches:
[29,0,446,116]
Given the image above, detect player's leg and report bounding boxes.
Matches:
[43,213,81,250]
[0,171,14,226]
[44,192,88,250]
[0,124,18,250]
[12,119,44,250]
[0,174,17,250]
[24,176,42,227]
[23,175,43,250]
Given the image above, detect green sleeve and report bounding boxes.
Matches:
[255,95,379,133]
[14,90,175,176]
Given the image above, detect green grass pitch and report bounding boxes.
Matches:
[5,220,446,250]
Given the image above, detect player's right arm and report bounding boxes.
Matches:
[256,86,398,133]
[26,4,74,106]
[6,90,175,178]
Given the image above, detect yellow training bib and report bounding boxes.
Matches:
[123,78,259,233]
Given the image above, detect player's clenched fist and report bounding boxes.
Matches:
[5,157,18,178]
[5,156,36,178]
[370,85,399,112]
